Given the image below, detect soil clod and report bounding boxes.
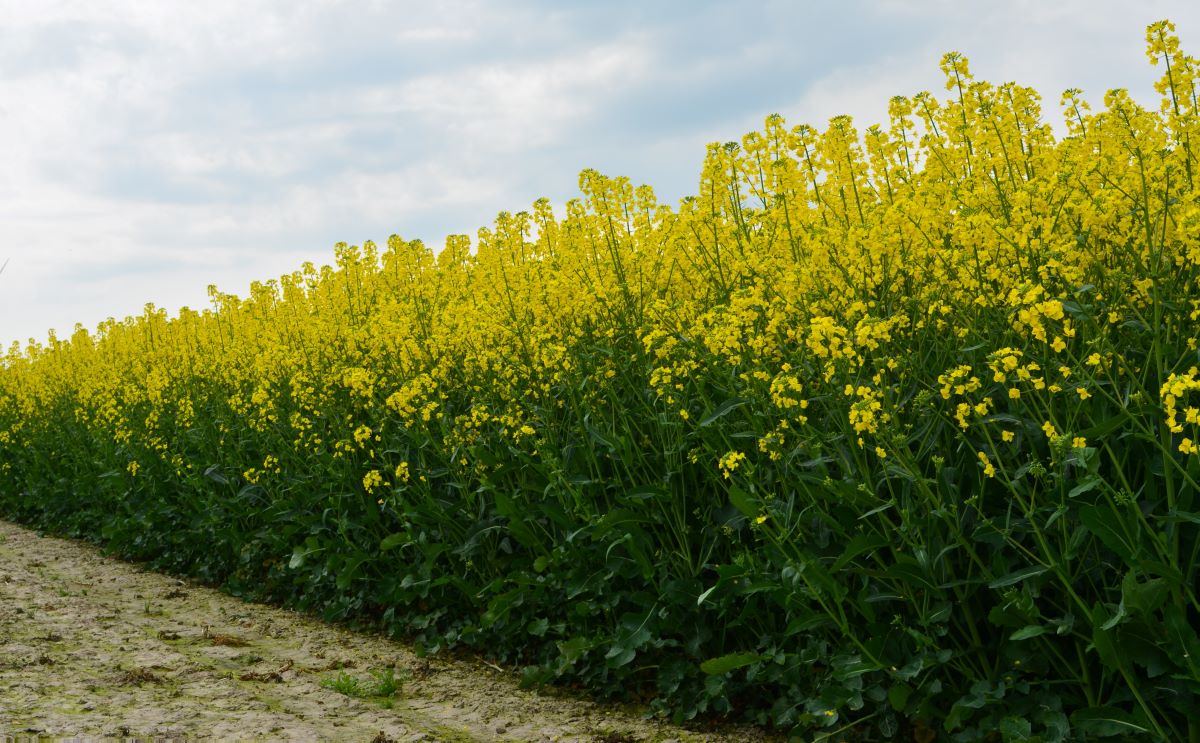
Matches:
[116,668,162,685]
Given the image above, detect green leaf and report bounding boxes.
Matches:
[1091,604,1121,668]
[988,565,1048,589]
[883,557,938,590]
[1080,504,1138,562]
[1079,412,1131,440]
[832,533,890,571]
[334,553,367,590]
[1044,504,1068,529]
[1099,600,1127,631]
[699,651,765,675]
[379,533,407,551]
[584,418,618,452]
[1164,603,1200,680]
[945,680,999,730]
[203,464,229,486]
[830,653,876,681]
[1120,572,1168,617]
[482,588,524,628]
[1010,625,1046,641]
[556,637,592,667]
[289,544,316,569]
[887,683,913,712]
[1118,621,1174,678]
[788,556,847,601]
[621,486,662,503]
[699,397,748,427]
[999,716,1032,741]
[605,645,636,668]
[1067,476,1100,499]
[1070,707,1150,737]
[1040,710,1070,743]
[727,485,756,519]
[1163,508,1200,526]
[893,655,924,681]
[858,501,895,520]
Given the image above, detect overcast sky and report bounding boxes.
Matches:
[2,0,1198,346]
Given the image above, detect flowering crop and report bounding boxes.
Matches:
[3,21,1200,739]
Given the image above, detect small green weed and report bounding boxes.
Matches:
[320,671,364,696]
[320,667,403,704]
[369,667,401,697]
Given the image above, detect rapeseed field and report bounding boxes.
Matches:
[2,20,1199,740]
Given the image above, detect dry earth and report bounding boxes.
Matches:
[0,520,774,742]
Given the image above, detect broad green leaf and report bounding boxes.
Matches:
[1080,504,1138,562]
[557,637,592,665]
[1164,603,1200,680]
[887,683,913,712]
[379,533,407,551]
[1070,707,1150,737]
[727,485,756,518]
[1040,710,1070,743]
[830,652,876,681]
[1120,572,1167,617]
[999,716,1032,740]
[288,545,312,569]
[605,645,636,668]
[334,553,367,589]
[1118,621,1174,678]
[893,655,924,680]
[700,651,765,675]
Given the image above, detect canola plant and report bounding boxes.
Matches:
[2,21,1199,740]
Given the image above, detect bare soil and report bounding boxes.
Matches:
[0,520,773,742]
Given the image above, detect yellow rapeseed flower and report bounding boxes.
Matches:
[718,451,746,479]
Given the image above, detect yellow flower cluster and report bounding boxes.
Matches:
[0,19,1198,542]
[1162,368,1200,453]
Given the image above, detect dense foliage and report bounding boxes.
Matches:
[3,21,1200,741]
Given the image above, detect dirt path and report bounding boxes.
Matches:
[0,521,770,742]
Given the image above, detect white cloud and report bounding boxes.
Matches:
[389,38,650,151]
[2,0,1200,344]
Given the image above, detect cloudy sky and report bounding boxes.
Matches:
[2,0,1198,346]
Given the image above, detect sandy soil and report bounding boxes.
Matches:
[0,520,773,742]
